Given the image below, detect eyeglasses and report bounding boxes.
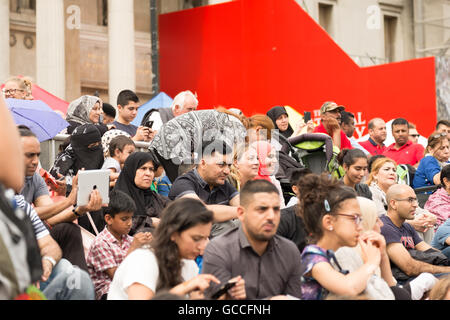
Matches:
[394,197,418,205]
[2,88,24,95]
[334,213,363,225]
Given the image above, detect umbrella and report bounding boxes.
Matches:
[131,91,173,126]
[1,82,69,115]
[6,98,69,142]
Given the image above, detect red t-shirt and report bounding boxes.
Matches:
[314,122,353,150]
[359,138,387,156]
[382,141,425,166]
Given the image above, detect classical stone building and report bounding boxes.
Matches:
[1,0,449,114]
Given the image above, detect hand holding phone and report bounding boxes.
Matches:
[144,120,154,129]
[209,280,238,299]
[303,111,311,123]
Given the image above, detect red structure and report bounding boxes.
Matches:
[159,0,437,137]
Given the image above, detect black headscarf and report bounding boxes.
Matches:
[49,124,104,180]
[70,124,104,173]
[114,152,169,235]
[266,106,294,138]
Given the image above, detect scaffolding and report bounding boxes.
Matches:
[414,0,450,58]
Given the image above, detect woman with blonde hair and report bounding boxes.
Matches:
[3,76,33,100]
[335,197,437,300]
[227,143,259,191]
[366,157,398,216]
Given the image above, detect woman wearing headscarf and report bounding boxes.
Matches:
[66,95,108,135]
[266,106,294,139]
[114,152,170,236]
[50,124,104,193]
[252,140,285,208]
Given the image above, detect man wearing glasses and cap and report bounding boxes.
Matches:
[313,101,353,150]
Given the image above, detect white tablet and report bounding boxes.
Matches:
[77,170,110,207]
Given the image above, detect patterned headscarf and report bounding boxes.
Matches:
[101,129,131,156]
[66,95,102,125]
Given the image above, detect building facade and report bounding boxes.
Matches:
[1,0,449,110]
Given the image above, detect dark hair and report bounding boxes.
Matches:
[102,102,116,118]
[152,198,213,293]
[340,111,355,126]
[240,179,279,207]
[436,120,450,129]
[104,189,137,218]
[440,165,450,187]
[289,168,312,187]
[368,155,387,173]
[201,139,233,159]
[117,89,139,107]
[18,125,37,138]
[337,148,368,168]
[298,173,357,243]
[391,118,409,130]
[109,135,135,158]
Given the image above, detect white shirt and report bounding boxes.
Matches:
[107,247,199,300]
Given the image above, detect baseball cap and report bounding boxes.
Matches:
[320,101,345,115]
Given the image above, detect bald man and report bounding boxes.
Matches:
[380,184,450,282]
[359,118,387,156]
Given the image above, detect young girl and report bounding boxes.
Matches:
[107,198,228,300]
[298,173,382,300]
[102,135,136,187]
[338,148,372,200]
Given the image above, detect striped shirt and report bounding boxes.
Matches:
[14,195,49,240]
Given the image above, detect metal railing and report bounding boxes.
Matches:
[40,134,151,172]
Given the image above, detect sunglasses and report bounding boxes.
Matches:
[431,132,448,139]
[410,134,420,138]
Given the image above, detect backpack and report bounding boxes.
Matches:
[0,184,42,299]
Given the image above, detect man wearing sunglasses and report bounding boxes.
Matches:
[380,184,450,284]
[313,101,353,151]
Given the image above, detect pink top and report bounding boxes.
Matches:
[424,187,450,226]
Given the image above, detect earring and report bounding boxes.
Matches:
[329,227,333,231]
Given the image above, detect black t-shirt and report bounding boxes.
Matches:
[276,204,308,254]
[168,169,239,205]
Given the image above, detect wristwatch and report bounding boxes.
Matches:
[42,255,56,267]
[72,206,81,217]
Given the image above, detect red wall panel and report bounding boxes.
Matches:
[159,0,436,137]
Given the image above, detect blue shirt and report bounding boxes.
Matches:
[112,121,137,137]
[413,155,441,188]
[431,218,450,251]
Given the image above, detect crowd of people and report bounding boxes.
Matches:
[1,75,450,301]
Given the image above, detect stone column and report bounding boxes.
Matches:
[0,0,10,83]
[108,0,136,106]
[36,0,66,99]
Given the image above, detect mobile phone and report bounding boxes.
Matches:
[209,280,237,299]
[304,111,311,123]
[40,169,59,189]
[144,120,154,129]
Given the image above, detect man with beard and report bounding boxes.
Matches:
[383,118,425,168]
[168,140,240,238]
[201,179,303,300]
